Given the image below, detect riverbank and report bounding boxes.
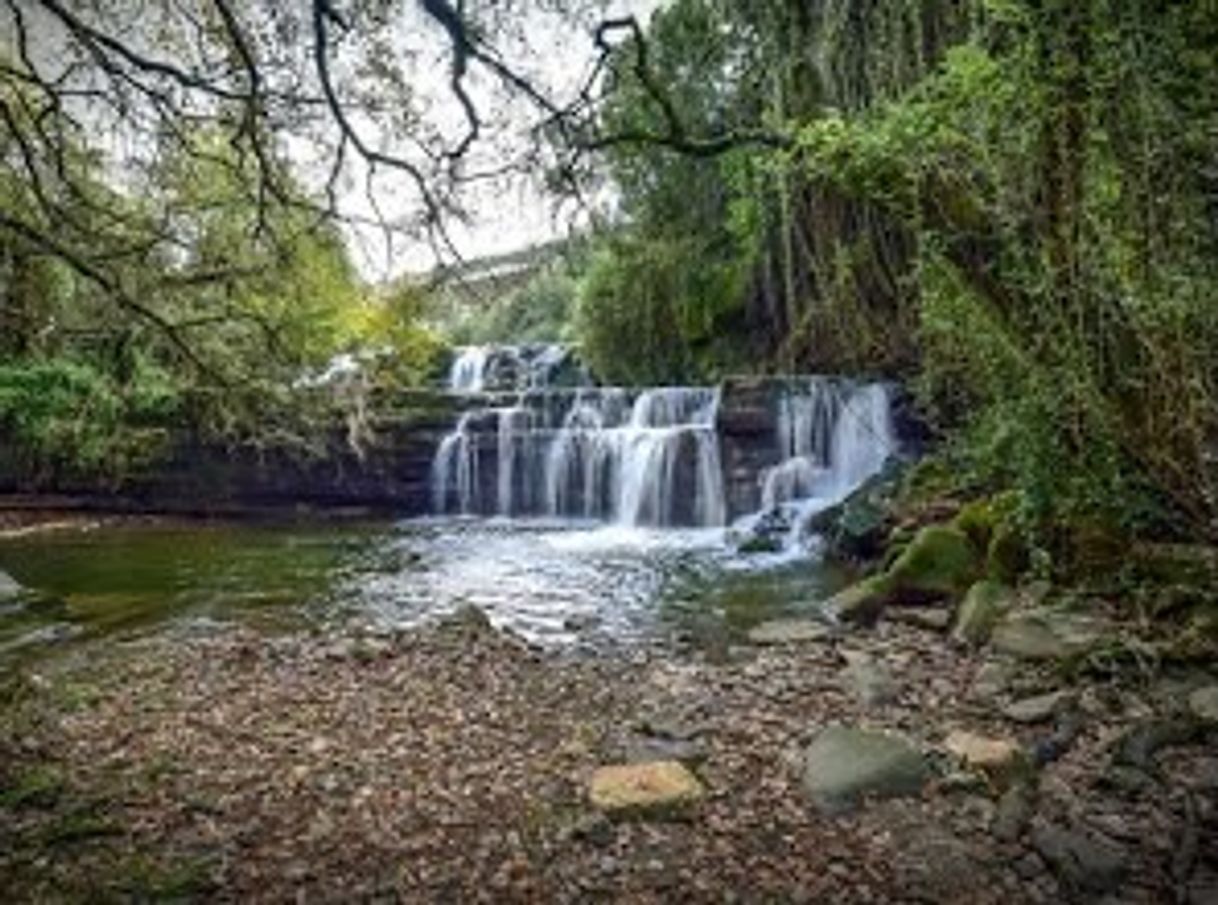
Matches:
[3,610,1215,901]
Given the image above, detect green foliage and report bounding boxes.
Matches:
[448,264,579,346]
[0,358,176,481]
[574,234,748,384]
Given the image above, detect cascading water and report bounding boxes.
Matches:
[748,378,896,551]
[432,346,897,541]
[431,382,727,527]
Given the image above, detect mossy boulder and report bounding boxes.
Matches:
[825,575,894,624]
[885,525,981,603]
[986,522,1027,584]
[953,580,1016,645]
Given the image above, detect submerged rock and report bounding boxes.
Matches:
[588,761,705,818]
[747,618,832,645]
[801,726,929,813]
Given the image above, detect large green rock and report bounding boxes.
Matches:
[885,525,981,603]
[801,726,929,813]
[953,580,1016,645]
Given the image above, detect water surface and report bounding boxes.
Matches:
[0,517,847,660]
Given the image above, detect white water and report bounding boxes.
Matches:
[432,385,728,528]
[746,379,896,555]
[434,347,897,543]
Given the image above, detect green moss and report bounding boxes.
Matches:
[826,574,894,624]
[952,498,997,551]
[952,579,1015,645]
[885,525,981,602]
[986,521,1027,584]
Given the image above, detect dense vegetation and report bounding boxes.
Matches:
[565,0,1218,554]
[3,0,1216,556]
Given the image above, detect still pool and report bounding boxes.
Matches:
[0,516,848,659]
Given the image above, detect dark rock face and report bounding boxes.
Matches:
[0,376,928,520]
[0,390,465,517]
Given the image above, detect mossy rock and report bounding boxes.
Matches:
[885,525,981,603]
[952,498,998,551]
[986,522,1026,584]
[953,580,1016,645]
[825,575,894,625]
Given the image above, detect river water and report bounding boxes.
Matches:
[0,516,848,661]
[1,345,898,661]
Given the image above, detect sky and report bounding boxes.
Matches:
[338,0,663,281]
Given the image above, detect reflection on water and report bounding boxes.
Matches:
[0,517,847,659]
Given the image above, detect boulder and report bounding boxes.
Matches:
[884,525,981,603]
[824,575,892,625]
[801,726,929,813]
[588,761,705,818]
[805,460,905,562]
[953,580,1015,645]
[747,618,832,645]
[732,509,789,554]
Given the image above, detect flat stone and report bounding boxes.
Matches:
[747,618,832,645]
[1003,690,1075,724]
[1188,685,1218,722]
[588,761,705,817]
[1031,822,1127,894]
[945,730,1027,787]
[801,726,929,813]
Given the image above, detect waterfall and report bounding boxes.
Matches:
[432,347,897,538]
[751,378,896,549]
[431,380,727,527]
[449,346,490,392]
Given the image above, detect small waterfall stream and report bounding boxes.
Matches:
[433,346,897,543]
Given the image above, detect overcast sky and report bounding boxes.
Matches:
[339,0,663,281]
